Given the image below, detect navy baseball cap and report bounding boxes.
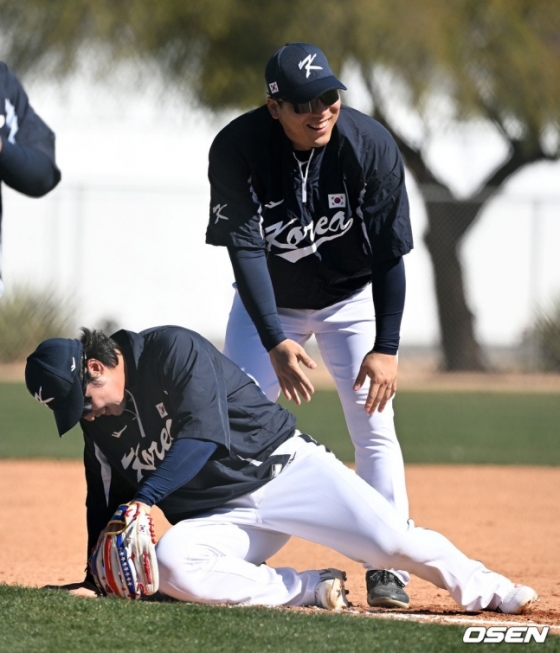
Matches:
[265,43,347,103]
[25,338,85,436]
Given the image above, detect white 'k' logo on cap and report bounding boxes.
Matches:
[34,386,54,406]
[299,54,322,78]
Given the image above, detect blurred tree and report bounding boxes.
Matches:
[1,0,559,369]
[346,0,560,370]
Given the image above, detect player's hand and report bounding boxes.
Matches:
[93,501,152,550]
[269,339,316,405]
[353,351,398,415]
[42,580,99,598]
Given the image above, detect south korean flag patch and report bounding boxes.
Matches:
[328,194,346,209]
[156,402,168,418]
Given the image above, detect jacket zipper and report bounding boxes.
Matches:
[125,389,149,439]
[293,149,314,205]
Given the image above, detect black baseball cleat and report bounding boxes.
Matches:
[366,570,410,609]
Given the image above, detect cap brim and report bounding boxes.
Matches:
[53,376,85,436]
[284,76,347,103]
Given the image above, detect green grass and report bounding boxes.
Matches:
[1,585,557,653]
[2,382,560,463]
[395,392,560,464]
[0,383,83,458]
[281,390,560,465]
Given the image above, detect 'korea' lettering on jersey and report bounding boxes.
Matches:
[265,212,353,263]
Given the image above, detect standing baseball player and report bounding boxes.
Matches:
[206,42,412,606]
[25,325,538,615]
[0,62,61,296]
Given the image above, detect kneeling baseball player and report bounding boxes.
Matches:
[25,326,538,614]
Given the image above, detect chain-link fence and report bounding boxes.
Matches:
[405,184,560,372]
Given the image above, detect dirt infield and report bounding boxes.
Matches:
[1,460,558,629]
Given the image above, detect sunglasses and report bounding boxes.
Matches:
[280,89,340,114]
[81,353,93,418]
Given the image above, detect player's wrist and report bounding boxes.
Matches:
[371,346,398,356]
[266,336,288,352]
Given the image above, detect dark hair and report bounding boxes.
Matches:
[80,328,119,368]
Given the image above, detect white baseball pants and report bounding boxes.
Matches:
[156,435,514,611]
[223,285,409,582]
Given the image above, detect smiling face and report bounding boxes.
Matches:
[83,354,127,421]
[267,96,341,151]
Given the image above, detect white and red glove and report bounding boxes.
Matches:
[90,502,159,599]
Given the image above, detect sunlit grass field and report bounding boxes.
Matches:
[285,389,560,465]
[2,585,558,653]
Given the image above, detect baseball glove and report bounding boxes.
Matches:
[90,502,159,599]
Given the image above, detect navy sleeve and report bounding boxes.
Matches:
[371,256,406,355]
[0,63,61,195]
[228,247,286,351]
[206,123,265,250]
[133,437,218,506]
[359,127,412,262]
[161,329,233,448]
[0,139,60,195]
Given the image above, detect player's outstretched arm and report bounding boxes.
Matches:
[353,351,398,415]
[269,339,316,405]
